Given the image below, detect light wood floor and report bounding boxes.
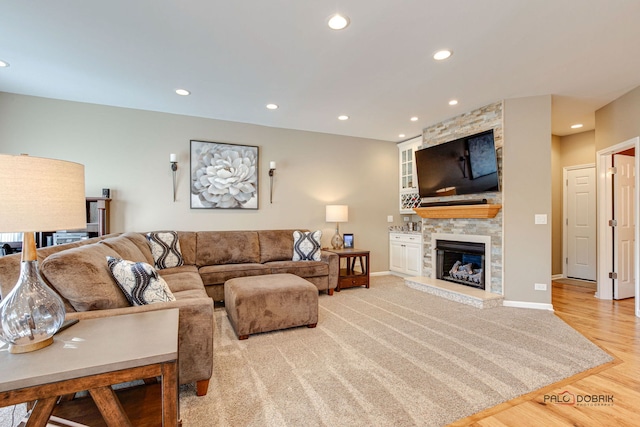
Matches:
[452,281,640,427]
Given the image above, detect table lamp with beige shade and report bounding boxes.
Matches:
[0,154,86,354]
[326,204,348,249]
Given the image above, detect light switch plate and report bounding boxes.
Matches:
[387,215,393,223]
[534,214,547,225]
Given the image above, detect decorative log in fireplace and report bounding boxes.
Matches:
[435,240,485,290]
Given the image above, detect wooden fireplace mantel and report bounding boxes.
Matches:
[413,204,502,219]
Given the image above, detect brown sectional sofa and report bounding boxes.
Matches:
[194,229,338,300]
[0,229,338,397]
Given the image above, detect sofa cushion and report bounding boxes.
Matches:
[196,231,260,266]
[146,231,184,269]
[258,229,304,263]
[107,257,176,305]
[161,269,207,294]
[40,243,130,311]
[159,264,199,276]
[171,288,210,301]
[198,263,270,285]
[176,232,197,265]
[266,260,329,278]
[100,233,154,264]
[292,230,322,261]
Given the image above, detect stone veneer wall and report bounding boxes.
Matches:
[420,101,503,294]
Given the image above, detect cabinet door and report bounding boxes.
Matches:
[398,137,422,213]
[389,240,405,272]
[405,242,422,276]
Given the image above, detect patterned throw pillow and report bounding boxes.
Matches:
[293,230,322,261]
[106,256,176,306]
[146,231,184,269]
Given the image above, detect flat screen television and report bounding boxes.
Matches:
[415,129,499,198]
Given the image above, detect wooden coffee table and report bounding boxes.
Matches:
[0,309,180,427]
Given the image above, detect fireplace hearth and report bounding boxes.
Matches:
[435,240,485,290]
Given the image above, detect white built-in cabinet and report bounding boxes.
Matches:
[389,232,423,276]
[398,136,422,213]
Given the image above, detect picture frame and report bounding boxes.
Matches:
[190,140,259,209]
[343,233,354,248]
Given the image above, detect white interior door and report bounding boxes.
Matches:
[566,167,597,280]
[614,154,635,299]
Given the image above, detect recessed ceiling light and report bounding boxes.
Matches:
[433,50,452,61]
[175,89,190,96]
[328,14,350,30]
[266,103,279,110]
[0,60,9,68]
[449,99,458,106]
[399,134,406,138]
[338,115,349,121]
[571,123,583,129]
[410,117,418,122]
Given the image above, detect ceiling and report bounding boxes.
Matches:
[2,1,640,142]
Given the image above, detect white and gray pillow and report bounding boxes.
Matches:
[293,230,322,261]
[106,256,176,306]
[146,231,184,269]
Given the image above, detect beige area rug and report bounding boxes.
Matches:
[179,275,612,427]
[553,278,597,289]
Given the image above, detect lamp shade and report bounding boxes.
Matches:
[0,154,86,232]
[326,205,348,223]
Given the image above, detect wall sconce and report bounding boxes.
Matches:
[170,153,178,202]
[326,205,349,249]
[269,161,276,204]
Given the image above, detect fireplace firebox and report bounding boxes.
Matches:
[435,240,485,290]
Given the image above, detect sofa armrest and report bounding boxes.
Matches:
[321,250,339,290]
[66,298,214,386]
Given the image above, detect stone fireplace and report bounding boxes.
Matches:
[414,101,504,296]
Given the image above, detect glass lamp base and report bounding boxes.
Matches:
[9,336,54,354]
[331,232,344,249]
[0,233,66,353]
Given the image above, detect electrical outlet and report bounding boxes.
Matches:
[403,216,410,222]
[534,283,547,291]
[387,215,393,223]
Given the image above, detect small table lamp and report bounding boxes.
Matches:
[0,154,86,354]
[326,205,348,249]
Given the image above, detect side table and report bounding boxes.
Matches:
[0,309,180,427]
[326,248,370,292]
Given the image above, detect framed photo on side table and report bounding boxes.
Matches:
[343,233,354,248]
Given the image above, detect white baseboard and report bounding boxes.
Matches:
[371,271,392,277]
[551,274,564,280]
[502,300,554,311]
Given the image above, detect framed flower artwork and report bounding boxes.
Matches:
[190,140,259,209]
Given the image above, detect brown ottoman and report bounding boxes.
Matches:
[224,273,319,340]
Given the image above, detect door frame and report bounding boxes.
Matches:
[562,163,596,280]
[596,136,640,317]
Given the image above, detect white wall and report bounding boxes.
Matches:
[0,93,399,272]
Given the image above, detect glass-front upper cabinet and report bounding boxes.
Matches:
[397,136,422,213]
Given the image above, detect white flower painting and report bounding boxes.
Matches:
[190,140,258,209]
